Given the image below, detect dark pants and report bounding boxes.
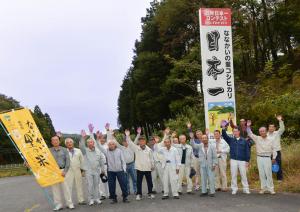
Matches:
[108,171,128,200]
[275,151,283,180]
[136,170,153,195]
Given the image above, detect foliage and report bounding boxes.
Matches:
[0,95,56,164]
[118,0,300,138]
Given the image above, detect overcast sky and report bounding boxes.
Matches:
[0,0,151,133]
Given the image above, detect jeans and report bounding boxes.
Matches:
[136,170,153,195]
[275,151,283,180]
[126,162,137,194]
[107,171,128,200]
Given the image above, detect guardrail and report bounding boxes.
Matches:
[0,163,25,170]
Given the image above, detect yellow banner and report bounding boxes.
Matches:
[0,108,64,187]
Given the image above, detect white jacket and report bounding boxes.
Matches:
[67,148,85,171]
[209,139,230,160]
[126,136,154,172]
[173,143,194,167]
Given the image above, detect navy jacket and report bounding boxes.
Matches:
[221,129,250,162]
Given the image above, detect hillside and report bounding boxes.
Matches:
[117,0,300,138]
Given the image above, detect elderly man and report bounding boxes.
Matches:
[94,127,110,200]
[187,122,202,191]
[125,129,155,201]
[150,135,164,194]
[49,135,74,210]
[158,137,181,199]
[221,121,251,195]
[247,120,277,194]
[79,130,106,206]
[209,130,230,191]
[93,126,129,204]
[65,138,86,205]
[111,127,140,195]
[190,133,218,197]
[172,133,194,194]
[267,115,285,181]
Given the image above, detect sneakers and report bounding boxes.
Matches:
[173,196,180,199]
[270,191,276,195]
[110,199,118,204]
[148,194,155,199]
[194,185,200,191]
[88,200,94,206]
[123,198,130,203]
[162,196,169,200]
[259,190,266,194]
[200,192,208,197]
[209,193,215,197]
[53,204,63,211]
[231,190,237,195]
[67,204,75,209]
[243,190,251,194]
[100,196,106,200]
[94,199,102,205]
[78,201,86,205]
[136,195,142,201]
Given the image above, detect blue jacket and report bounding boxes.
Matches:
[221,129,250,162]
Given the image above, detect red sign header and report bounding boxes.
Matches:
[200,8,231,26]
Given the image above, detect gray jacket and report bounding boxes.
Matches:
[191,140,218,168]
[79,138,105,175]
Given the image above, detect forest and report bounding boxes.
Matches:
[118,0,300,138]
[0,94,56,164]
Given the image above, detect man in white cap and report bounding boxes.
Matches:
[125,129,155,201]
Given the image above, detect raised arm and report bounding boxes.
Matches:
[246,120,259,143]
[189,132,201,150]
[221,120,232,145]
[125,129,138,152]
[133,127,142,145]
[276,115,285,136]
[88,124,107,155]
[79,130,87,155]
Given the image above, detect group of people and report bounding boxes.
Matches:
[46,115,285,211]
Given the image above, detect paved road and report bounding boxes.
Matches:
[0,176,299,212]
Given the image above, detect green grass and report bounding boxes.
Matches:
[0,166,31,178]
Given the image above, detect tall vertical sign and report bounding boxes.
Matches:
[199,8,236,133]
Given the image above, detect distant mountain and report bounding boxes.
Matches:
[209,105,224,111]
[218,106,234,114]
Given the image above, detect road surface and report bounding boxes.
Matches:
[0,176,299,212]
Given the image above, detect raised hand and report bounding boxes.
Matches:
[186,122,192,129]
[96,130,103,139]
[246,120,252,127]
[276,114,283,121]
[88,123,94,133]
[189,132,194,139]
[136,127,142,134]
[81,130,87,138]
[164,127,170,135]
[220,120,228,129]
[125,129,130,137]
[56,131,62,138]
[205,128,210,135]
[171,131,177,138]
[105,123,110,131]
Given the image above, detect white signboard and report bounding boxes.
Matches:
[199,8,236,133]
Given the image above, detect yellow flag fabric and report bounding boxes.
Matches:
[0,108,64,187]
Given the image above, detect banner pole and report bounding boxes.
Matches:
[0,121,55,209]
